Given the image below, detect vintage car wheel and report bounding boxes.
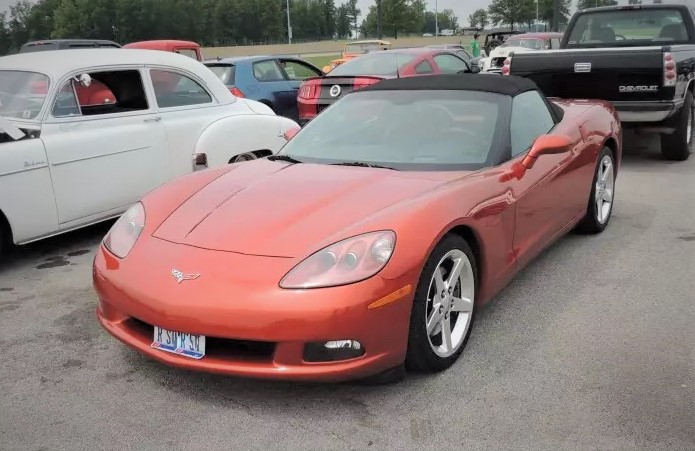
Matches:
[406,234,477,373]
[660,91,693,161]
[230,152,258,163]
[576,146,616,234]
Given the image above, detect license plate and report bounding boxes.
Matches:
[151,326,206,359]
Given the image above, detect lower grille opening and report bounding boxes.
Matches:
[127,317,276,361]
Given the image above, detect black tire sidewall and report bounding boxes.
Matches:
[405,234,477,373]
[579,146,615,234]
[661,91,693,161]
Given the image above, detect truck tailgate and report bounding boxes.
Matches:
[509,48,671,102]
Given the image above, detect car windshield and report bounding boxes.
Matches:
[278,89,506,171]
[206,64,236,85]
[328,53,418,77]
[501,38,545,50]
[566,8,689,48]
[0,70,50,120]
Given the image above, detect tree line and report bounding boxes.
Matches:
[467,0,624,32]
[0,0,461,55]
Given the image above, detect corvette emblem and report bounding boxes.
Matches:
[171,269,200,284]
[329,85,341,97]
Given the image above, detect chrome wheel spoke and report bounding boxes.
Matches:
[600,162,612,182]
[434,268,445,294]
[601,188,613,203]
[427,306,443,335]
[446,258,464,289]
[451,296,473,313]
[441,317,453,352]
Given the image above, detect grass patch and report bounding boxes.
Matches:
[304,54,339,68]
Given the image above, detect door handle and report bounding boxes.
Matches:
[144,116,162,123]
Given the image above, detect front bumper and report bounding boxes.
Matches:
[93,239,414,382]
[611,99,683,123]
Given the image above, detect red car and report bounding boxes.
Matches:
[94,74,621,383]
[297,48,477,125]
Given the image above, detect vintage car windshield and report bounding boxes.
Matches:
[328,53,418,77]
[0,70,50,120]
[566,9,689,48]
[501,38,545,50]
[279,89,505,171]
[345,43,382,53]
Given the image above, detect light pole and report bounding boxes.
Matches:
[435,0,438,36]
[286,0,292,44]
[536,0,539,31]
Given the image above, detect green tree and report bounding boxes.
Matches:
[362,0,425,38]
[8,0,33,49]
[335,3,352,38]
[488,0,535,31]
[537,0,571,26]
[577,0,618,9]
[468,8,488,29]
[0,13,11,54]
[346,0,360,36]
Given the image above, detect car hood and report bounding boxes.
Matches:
[152,160,468,258]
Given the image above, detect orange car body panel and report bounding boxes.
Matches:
[93,98,621,382]
[123,40,203,61]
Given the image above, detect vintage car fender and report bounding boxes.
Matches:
[0,136,60,245]
[193,106,299,167]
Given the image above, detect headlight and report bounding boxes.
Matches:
[280,231,396,289]
[103,202,146,258]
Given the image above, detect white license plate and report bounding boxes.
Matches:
[151,326,206,359]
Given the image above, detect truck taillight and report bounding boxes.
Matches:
[501,57,511,75]
[663,52,676,87]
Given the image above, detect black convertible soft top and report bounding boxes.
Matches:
[361,74,539,97]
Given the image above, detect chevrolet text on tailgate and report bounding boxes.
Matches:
[505,3,695,161]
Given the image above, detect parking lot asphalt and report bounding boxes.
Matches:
[1,132,694,451]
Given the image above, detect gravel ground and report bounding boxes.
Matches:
[0,132,693,450]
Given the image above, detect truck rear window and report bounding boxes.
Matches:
[566,8,689,48]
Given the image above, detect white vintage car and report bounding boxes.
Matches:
[479,32,563,73]
[0,49,299,257]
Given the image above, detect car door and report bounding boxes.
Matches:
[40,68,169,226]
[147,67,238,176]
[278,58,324,121]
[432,53,472,74]
[250,59,294,118]
[504,91,581,268]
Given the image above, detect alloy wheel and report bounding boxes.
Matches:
[595,154,615,224]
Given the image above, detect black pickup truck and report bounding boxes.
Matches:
[506,3,695,161]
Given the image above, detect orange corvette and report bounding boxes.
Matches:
[94,74,622,383]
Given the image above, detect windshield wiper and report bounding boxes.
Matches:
[331,161,398,171]
[332,161,398,171]
[267,154,303,164]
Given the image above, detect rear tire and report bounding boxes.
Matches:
[660,91,693,161]
[576,147,616,234]
[405,234,477,373]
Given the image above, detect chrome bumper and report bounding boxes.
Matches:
[612,100,683,123]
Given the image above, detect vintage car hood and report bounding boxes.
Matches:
[152,160,466,257]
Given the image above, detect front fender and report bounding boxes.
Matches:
[194,114,299,167]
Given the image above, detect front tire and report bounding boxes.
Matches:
[576,146,616,234]
[660,91,693,161]
[405,234,477,373]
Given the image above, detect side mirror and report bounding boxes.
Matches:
[74,73,92,87]
[522,134,572,169]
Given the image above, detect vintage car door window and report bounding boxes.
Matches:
[150,69,212,108]
[175,48,198,60]
[52,80,81,117]
[433,54,470,74]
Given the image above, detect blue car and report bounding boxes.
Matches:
[204,55,324,122]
